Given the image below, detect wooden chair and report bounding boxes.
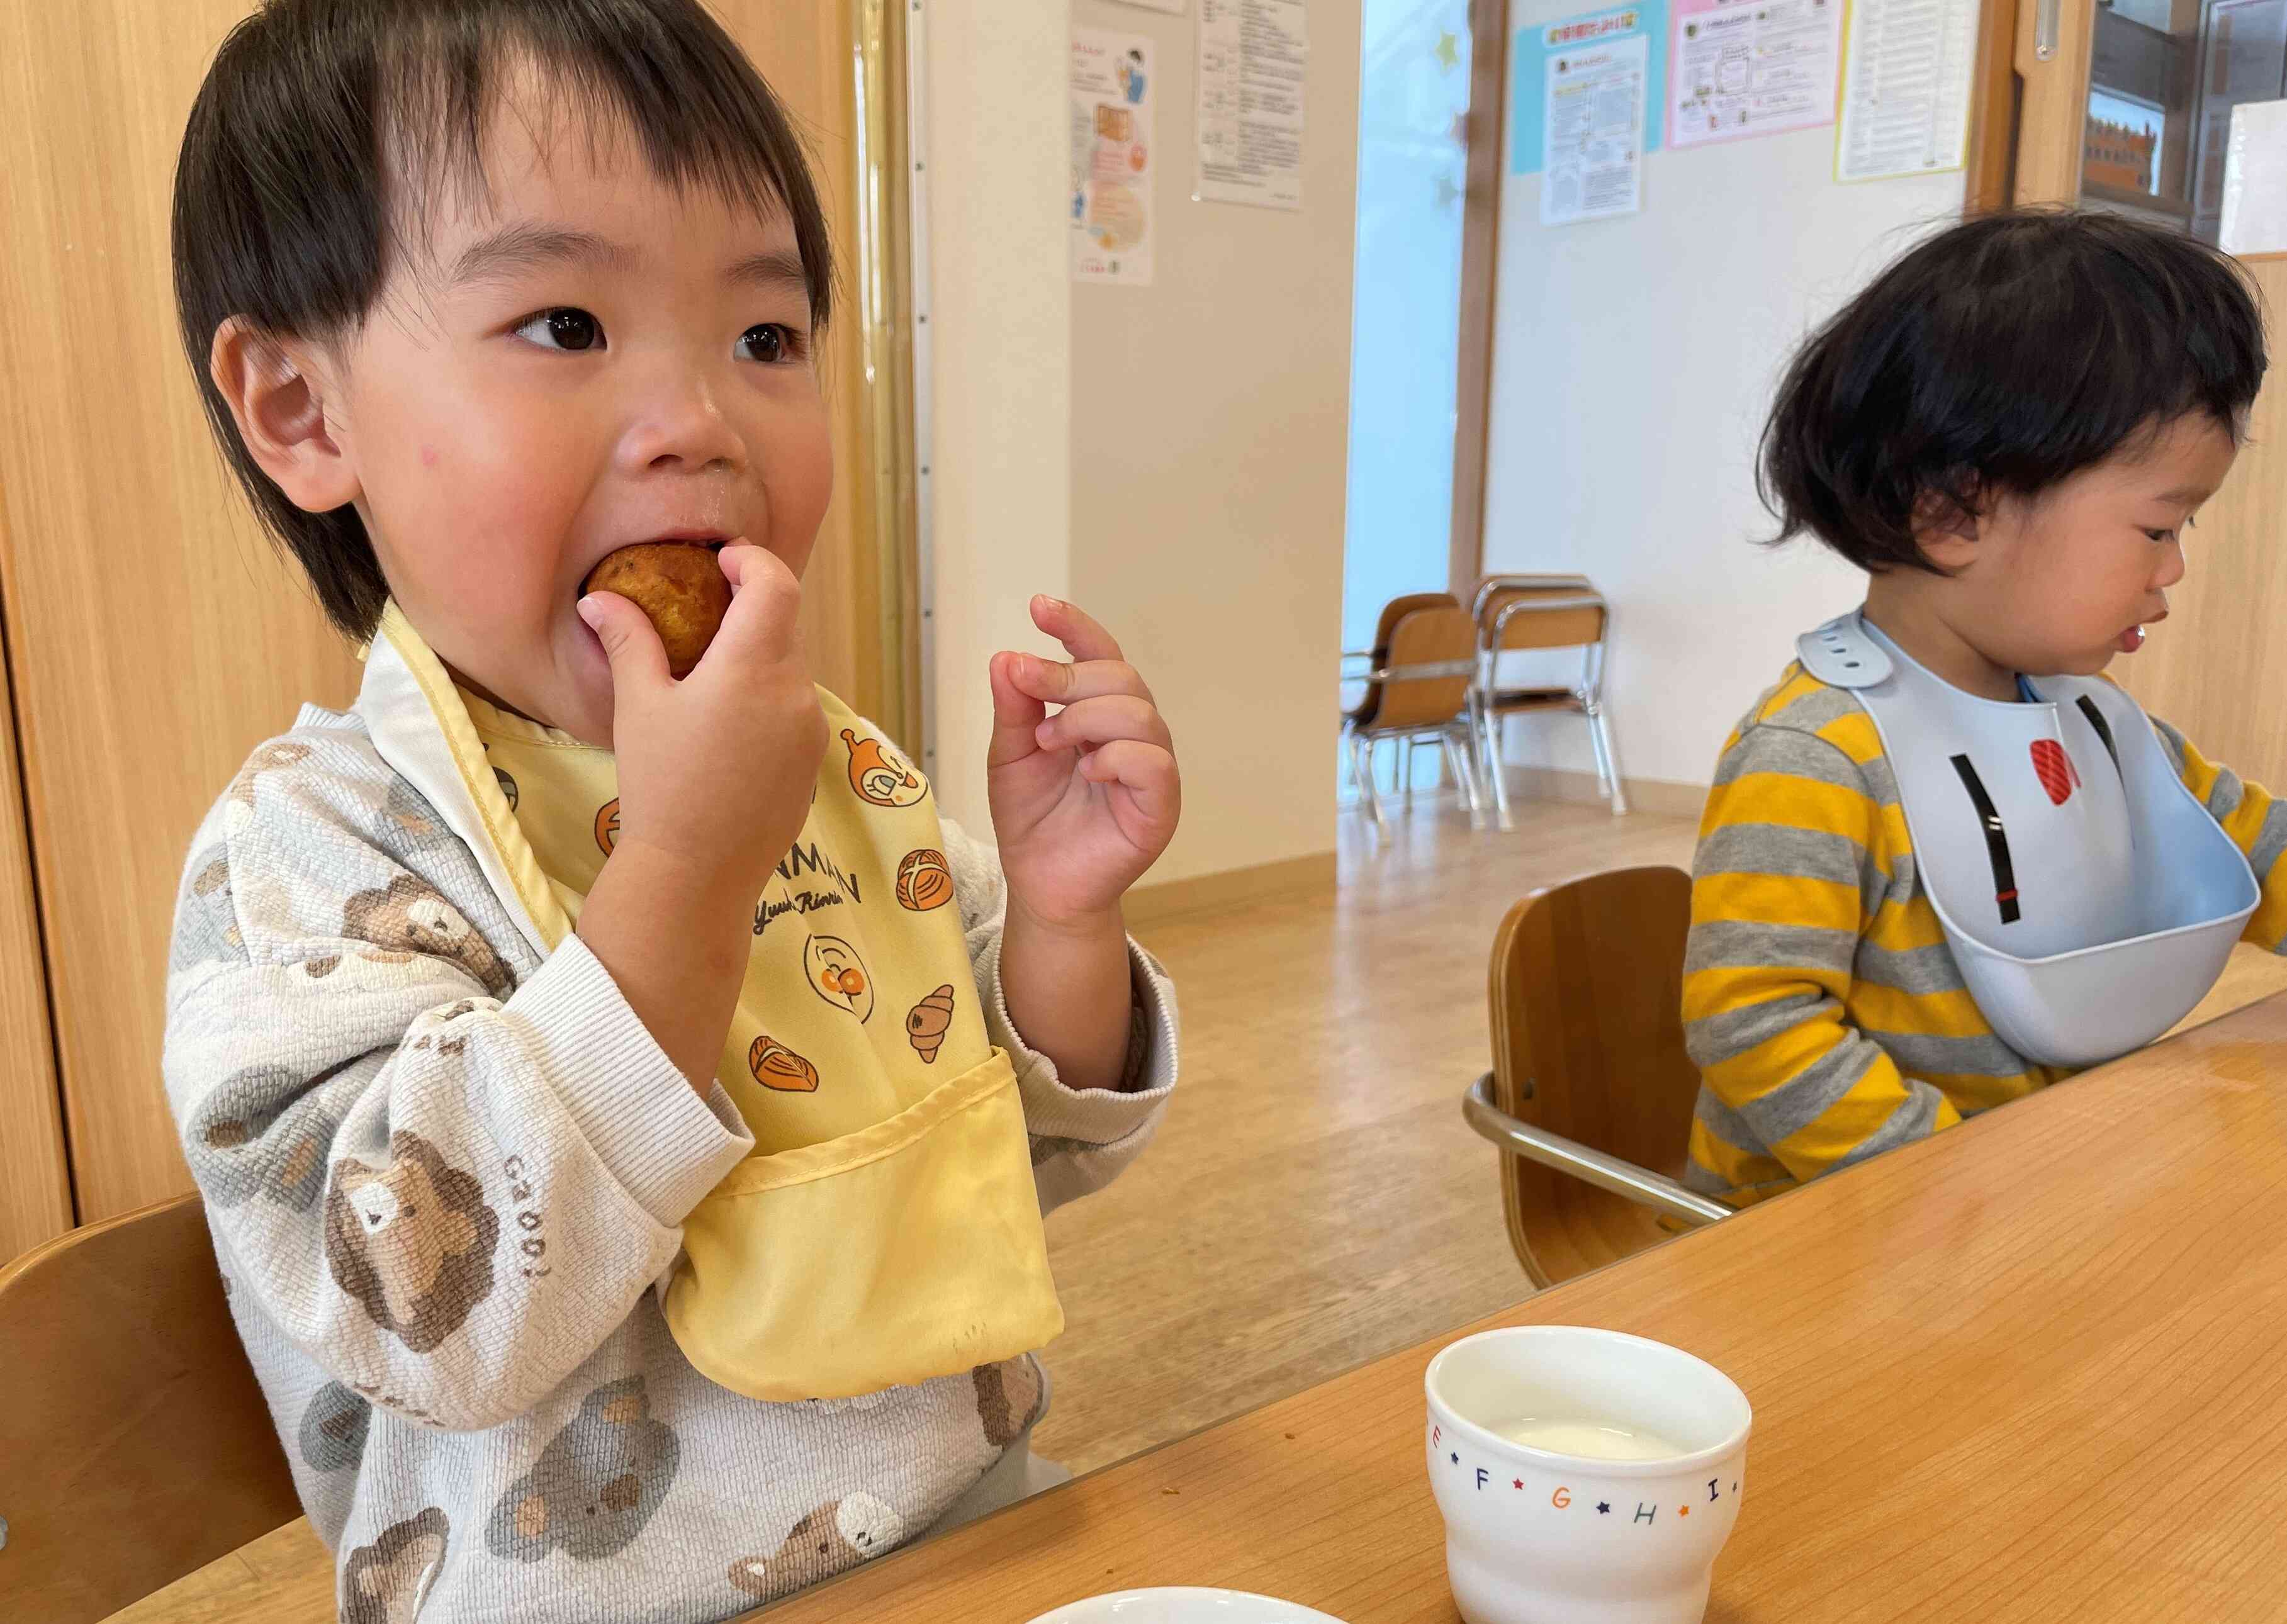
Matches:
[0,1195,301,1624]
[1469,574,1627,826]
[1463,866,1733,1287]
[1342,593,1487,839]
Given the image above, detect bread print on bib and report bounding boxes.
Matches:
[748,1034,821,1092]
[895,848,953,911]
[841,728,927,808]
[906,985,957,1063]
[805,934,875,1021]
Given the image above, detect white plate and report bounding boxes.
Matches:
[1023,1589,1348,1624]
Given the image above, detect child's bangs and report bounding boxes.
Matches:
[374,10,834,327]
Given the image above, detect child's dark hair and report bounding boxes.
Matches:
[172,0,834,639]
[1760,210,2267,574]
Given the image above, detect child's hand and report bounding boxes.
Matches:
[580,543,825,898]
[987,597,1181,929]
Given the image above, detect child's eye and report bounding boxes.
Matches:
[736,323,801,365]
[513,308,605,352]
[2144,528,2179,544]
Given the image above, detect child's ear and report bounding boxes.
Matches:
[1910,487,1982,573]
[209,316,361,515]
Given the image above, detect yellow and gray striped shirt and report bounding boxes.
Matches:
[1684,662,2287,1206]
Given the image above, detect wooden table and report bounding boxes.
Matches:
[110,989,2287,1622]
[761,993,2287,1623]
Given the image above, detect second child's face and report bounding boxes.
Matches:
[325,89,833,746]
[1935,413,2236,680]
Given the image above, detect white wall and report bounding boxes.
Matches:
[1482,7,1969,792]
[924,0,1075,835]
[1065,0,1361,886]
[924,3,1359,887]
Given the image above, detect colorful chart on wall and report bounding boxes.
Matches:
[1666,0,1842,149]
[1542,32,1650,224]
[1072,28,1157,284]
[1510,2,1669,175]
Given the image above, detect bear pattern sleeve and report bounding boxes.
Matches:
[164,725,751,1430]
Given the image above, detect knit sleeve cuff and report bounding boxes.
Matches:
[981,931,1179,1145]
[510,933,753,1226]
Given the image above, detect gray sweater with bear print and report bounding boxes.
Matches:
[162,702,1177,1624]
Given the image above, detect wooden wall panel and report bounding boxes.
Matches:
[0,1,356,1223]
[2118,257,2287,790]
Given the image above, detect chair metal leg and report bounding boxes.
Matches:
[1351,732,1386,841]
[1400,737,1417,801]
[1588,705,1629,816]
[1479,701,1514,831]
[1443,725,1486,829]
[1583,703,1615,801]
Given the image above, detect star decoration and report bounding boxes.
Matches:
[1450,1452,1460,1465]
[1512,1478,1524,1489]
[1434,30,1460,70]
[1597,1501,1612,1514]
[1678,1505,1690,1517]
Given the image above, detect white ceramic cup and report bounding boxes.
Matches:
[1424,1326,1752,1624]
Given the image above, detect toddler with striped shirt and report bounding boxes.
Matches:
[1684,211,2284,1206]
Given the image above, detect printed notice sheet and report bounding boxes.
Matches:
[1669,0,1843,148]
[1072,29,1155,284]
[1835,0,1978,181]
[1543,32,1649,223]
[1196,0,1308,209]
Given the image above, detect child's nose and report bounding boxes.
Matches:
[2154,539,2188,590]
[619,366,748,475]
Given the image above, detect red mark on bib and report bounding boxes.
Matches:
[2030,739,2078,806]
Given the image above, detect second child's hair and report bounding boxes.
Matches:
[1761,210,2267,573]
[172,0,835,639]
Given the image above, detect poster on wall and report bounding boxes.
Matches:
[1510,3,1668,177]
[1542,32,1649,224]
[1195,0,1308,209]
[1667,0,1842,149]
[1833,0,1978,182]
[1072,29,1156,285]
[1107,0,1188,12]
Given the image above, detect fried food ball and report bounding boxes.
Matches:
[582,542,731,678]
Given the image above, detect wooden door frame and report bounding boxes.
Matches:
[2008,0,2096,206]
[1449,0,1511,602]
[850,0,924,757]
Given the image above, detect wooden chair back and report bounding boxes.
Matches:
[1349,591,1463,729]
[1479,580,1608,653]
[1364,605,1478,732]
[0,1195,300,1624]
[1487,866,1702,1287]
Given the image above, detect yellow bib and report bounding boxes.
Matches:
[372,605,1061,1400]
